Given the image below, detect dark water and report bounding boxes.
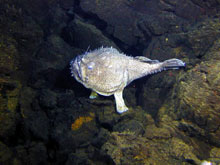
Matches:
[0,0,220,164]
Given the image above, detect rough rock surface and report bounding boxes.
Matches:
[101,131,200,164]
[62,18,119,50]
[158,37,220,146]
[139,18,220,117]
[1,0,220,164]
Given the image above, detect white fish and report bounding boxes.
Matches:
[70,47,185,113]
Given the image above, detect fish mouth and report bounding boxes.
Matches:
[70,56,84,81]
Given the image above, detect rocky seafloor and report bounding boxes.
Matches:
[0,0,220,164]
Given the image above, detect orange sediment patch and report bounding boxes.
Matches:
[71,112,95,131]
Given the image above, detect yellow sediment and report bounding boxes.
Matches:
[71,112,95,131]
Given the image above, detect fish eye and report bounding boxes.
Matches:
[88,65,93,70]
[87,62,95,70]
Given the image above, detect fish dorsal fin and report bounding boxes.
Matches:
[135,56,160,64]
[135,56,151,62]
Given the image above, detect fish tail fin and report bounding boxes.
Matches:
[162,59,185,70]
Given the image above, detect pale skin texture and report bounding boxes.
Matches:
[70,47,185,113]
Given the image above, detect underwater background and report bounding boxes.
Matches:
[0,0,220,164]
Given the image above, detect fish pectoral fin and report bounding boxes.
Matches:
[89,91,98,99]
[114,91,128,114]
[135,56,159,64]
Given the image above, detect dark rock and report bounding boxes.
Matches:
[177,121,205,138]
[59,0,74,10]
[184,18,220,58]
[177,54,220,145]
[57,90,75,108]
[168,137,200,164]
[190,0,220,14]
[210,147,220,158]
[138,72,178,118]
[144,18,220,61]
[0,141,13,164]
[12,15,44,54]
[46,6,69,35]
[113,119,144,136]
[138,18,220,117]
[28,142,47,165]
[50,106,98,155]
[66,150,91,165]
[1,0,220,164]
[30,34,82,89]
[158,38,220,147]
[70,113,99,147]
[0,78,21,139]
[79,0,209,51]
[80,0,148,48]
[96,105,121,130]
[51,123,76,151]
[143,34,189,61]
[144,125,172,140]
[91,128,110,148]
[101,131,200,164]
[39,89,57,109]
[15,145,29,164]
[62,18,118,50]
[35,34,75,71]
[25,111,49,141]
[22,0,69,36]
[0,36,19,75]
[124,86,137,108]
[20,87,36,118]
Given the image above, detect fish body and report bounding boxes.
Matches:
[70,47,185,113]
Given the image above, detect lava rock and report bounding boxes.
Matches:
[39,89,57,109]
[0,36,19,74]
[0,79,21,138]
[0,141,13,164]
[113,119,144,136]
[46,6,69,35]
[80,0,147,47]
[28,142,48,165]
[25,111,49,141]
[62,18,118,50]
[91,128,110,148]
[101,131,200,164]
[184,18,220,58]
[158,38,220,146]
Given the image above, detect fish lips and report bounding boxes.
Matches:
[70,56,84,82]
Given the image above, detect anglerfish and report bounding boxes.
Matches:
[70,47,185,113]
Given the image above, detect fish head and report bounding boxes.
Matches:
[70,55,95,83]
[70,55,85,82]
